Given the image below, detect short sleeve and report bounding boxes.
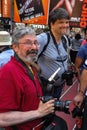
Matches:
[83,59,87,69]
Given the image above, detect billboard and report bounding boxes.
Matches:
[14,0,87,27]
[80,0,87,28]
[49,0,84,28]
[14,0,50,25]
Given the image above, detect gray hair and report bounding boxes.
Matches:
[12,27,36,45]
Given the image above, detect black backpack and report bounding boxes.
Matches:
[42,115,68,130]
[38,32,68,59]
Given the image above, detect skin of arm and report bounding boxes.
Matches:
[0,100,55,127]
[80,69,87,94]
[75,56,84,82]
[73,69,87,108]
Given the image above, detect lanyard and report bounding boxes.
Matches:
[14,54,41,98]
[50,31,66,71]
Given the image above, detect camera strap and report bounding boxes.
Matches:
[14,54,41,98]
[38,32,50,59]
[50,31,66,71]
[11,126,18,130]
[38,32,67,60]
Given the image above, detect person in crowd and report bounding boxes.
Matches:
[0,31,14,67]
[69,33,83,64]
[81,27,87,46]
[75,28,87,82]
[73,59,87,130]
[37,8,70,99]
[0,27,56,130]
[74,32,87,129]
[75,43,87,82]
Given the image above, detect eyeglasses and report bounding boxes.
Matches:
[19,40,40,47]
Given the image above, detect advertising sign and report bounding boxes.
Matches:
[14,0,50,25]
[14,0,86,27]
[49,0,84,28]
[15,0,44,21]
[80,0,87,28]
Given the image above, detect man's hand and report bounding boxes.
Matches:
[73,93,84,108]
[37,99,55,117]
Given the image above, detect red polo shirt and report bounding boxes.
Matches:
[0,57,43,130]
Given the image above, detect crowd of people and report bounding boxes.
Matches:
[0,6,87,130]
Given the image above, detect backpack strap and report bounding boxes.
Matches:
[61,35,68,52]
[38,33,68,60]
[38,32,50,59]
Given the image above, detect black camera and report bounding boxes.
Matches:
[41,96,71,114]
[62,70,78,86]
[72,106,83,118]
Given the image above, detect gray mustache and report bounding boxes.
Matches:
[26,50,38,55]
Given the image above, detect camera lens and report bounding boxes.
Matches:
[72,107,83,118]
[62,70,73,86]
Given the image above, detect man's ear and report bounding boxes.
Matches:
[12,44,19,53]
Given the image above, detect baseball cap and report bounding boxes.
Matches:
[0,31,12,46]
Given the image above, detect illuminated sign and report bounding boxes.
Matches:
[80,0,87,28]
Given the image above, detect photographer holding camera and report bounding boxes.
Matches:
[0,27,69,130]
[0,27,56,130]
[73,59,87,130]
[37,8,70,99]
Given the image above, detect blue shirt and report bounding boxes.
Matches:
[37,32,68,85]
[70,38,83,51]
[0,49,14,67]
[77,44,87,69]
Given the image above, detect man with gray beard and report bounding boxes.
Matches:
[0,27,55,130]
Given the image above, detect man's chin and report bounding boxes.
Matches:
[25,56,37,63]
[18,54,37,63]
